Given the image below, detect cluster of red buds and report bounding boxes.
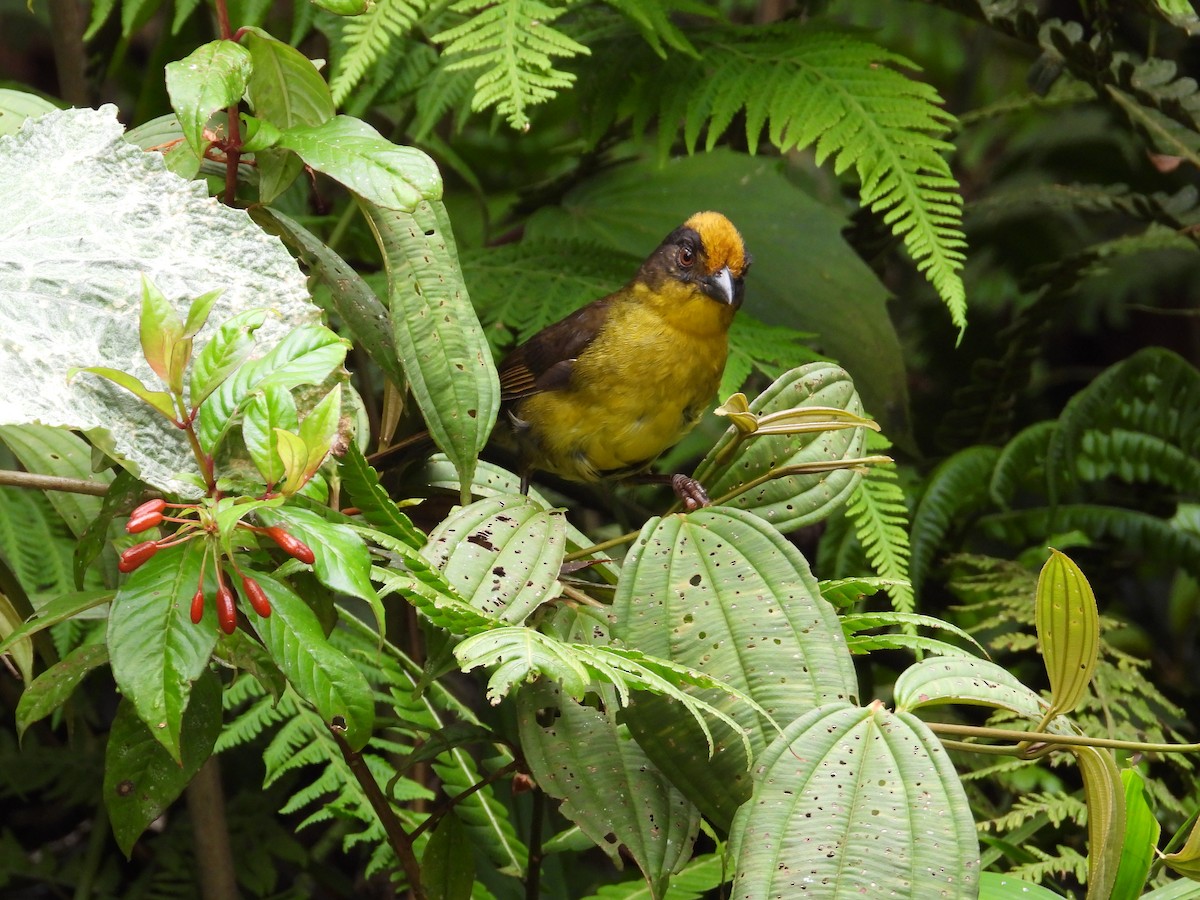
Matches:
[119,498,315,634]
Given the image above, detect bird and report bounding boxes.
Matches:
[496,210,749,509]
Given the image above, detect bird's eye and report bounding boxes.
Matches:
[677,245,695,268]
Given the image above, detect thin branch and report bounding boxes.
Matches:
[47,0,90,107]
[410,761,520,842]
[185,756,239,900]
[331,728,426,899]
[0,470,111,496]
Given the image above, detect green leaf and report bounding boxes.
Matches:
[107,542,218,762]
[0,88,59,136]
[277,115,441,211]
[433,0,590,130]
[68,367,178,421]
[258,506,378,608]
[189,309,268,409]
[274,429,309,494]
[692,364,871,531]
[247,572,375,750]
[1036,549,1100,719]
[1163,813,1200,880]
[422,495,564,625]
[183,288,223,339]
[0,425,113,539]
[197,322,348,455]
[104,669,222,856]
[818,576,910,610]
[0,589,112,656]
[361,198,499,499]
[1110,769,1160,900]
[338,442,425,548]
[421,812,475,900]
[257,208,408,390]
[518,681,699,896]
[138,275,185,386]
[243,384,299,485]
[728,702,979,898]
[611,507,857,830]
[164,40,254,157]
[16,643,109,738]
[0,590,34,683]
[978,873,1066,899]
[295,385,342,482]
[1070,746,1126,900]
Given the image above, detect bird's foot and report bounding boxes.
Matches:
[670,474,710,511]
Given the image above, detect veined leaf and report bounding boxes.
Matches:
[338,443,425,548]
[1110,769,1160,900]
[107,541,218,762]
[692,364,871,531]
[1071,746,1126,900]
[164,40,253,157]
[728,701,979,898]
[248,572,375,750]
[518,681,699,897]
[1036,549,1099,719]
[16,643,110,739]
[612,506,857,830]
[422,495,564,625]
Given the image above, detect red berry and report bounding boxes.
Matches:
[190,588,205,624]
[118,541,159,573]
[126,498,167,534]
[215,584,237,635]
[241,576,271,618]
[264,526,315,565]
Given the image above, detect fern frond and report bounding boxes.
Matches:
[330,0,432,106]
[1007,845,1089,886]
[844,438,914,613]
[982,792,1086,833]
[907,446,1002,599]
[434,0,591,130]
[597,0,707,57]
[0,487,76,603]
[614,25,967,327]
[1048,346,1200,501]
[462,241,637,354]
[722,315,822,399]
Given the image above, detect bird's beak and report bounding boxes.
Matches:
[706,266,737,306]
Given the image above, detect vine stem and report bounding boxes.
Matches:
[927,721,1200,754]
[331,728,426,899]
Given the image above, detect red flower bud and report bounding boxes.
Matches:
[264,526,315,565]
[241,576,271,618]
[118,541,160,573]
[216,584,237,635]
[126,498,167,534]
[190,588,205,624]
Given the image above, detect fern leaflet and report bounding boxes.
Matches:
[330,0,432,106]
[434,0,591,130]
[844,435,915,613]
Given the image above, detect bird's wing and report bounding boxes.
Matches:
[497,297,615,401]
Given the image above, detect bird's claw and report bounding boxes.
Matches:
[671,474,711,511]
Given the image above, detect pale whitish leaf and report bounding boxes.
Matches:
[518,681,699,896]
[611,506,857,830]
[728,702,979,899]
[0,107,318,495]
[422,495,564,625]
[693,364,869,533]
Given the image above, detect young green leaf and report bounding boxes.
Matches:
[68,367,178,421]
[189,309,267,409]
[296,385,342,477]
[1036,548,1100,719]
[242,384,299,486]
[1069,746,1126,900]
[164,40,253,157]
[182,288,223,339]
[1110,769,1160,900]
[138,276,184,384]
[338,442,424,548]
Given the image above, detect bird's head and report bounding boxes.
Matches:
[639,211,751,313]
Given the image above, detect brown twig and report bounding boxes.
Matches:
[331,728,426,899]
[409,761,520,842]
[0,470,111,496]
[186,757,239,900]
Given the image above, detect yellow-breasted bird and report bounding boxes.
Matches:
[372,211,749,509]
[498,211,749,508]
